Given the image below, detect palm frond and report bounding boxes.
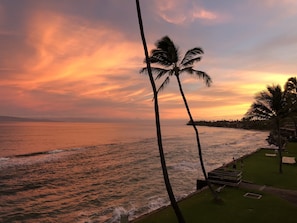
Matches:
[150,52,172,66]
[285,77,297,93]
[180,48,204,66]
[182,57,202,67]
[139,67,147,74]
[157,76,170,93]
[140,67,171,79]
[156,36,174,52]
[268,85,284,113]
[154,36,179,63]
[245,105,272,120]
[181,68,211,87]
[244,84,288,121]
[252,101,275,118]
[152,67,171,80]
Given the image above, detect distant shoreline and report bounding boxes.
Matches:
[187,120,271,131]
[0,116,272,131]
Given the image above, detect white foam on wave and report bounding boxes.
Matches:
[115,197,169,222]
[173,161,198,172]
[105,207,130,223]
[0,157,10,161]
[0,157,11,169]
[0,147,84,170]
[47,149,64,154]
[147,196,168,212]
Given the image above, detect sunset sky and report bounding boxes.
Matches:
[0,0,296,121]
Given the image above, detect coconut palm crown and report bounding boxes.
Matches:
[245,85,287,173]
[140,36,211,93]
[245,85,287,121]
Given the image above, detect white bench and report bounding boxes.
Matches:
[282,156,296,164]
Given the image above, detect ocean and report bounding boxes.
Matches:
[0,121,269,222]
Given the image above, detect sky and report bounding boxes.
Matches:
[0,0,296,121]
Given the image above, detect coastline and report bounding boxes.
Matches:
[0,122,269,222]
[187,120,271,131]
[130,146,270,222]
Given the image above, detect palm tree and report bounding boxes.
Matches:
[140,36,219,201]
[284,77,297,136]
[245,85,287,173]
[285,77,297,94]
[135,2,185,223]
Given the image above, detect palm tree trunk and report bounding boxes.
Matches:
[276,118,283,174]
[135,1,186,222]
[175,75,219,201]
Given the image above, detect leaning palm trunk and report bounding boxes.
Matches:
[135,1,186,222]
[176,75,219,201]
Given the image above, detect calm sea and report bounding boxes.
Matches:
[0,121,269,222]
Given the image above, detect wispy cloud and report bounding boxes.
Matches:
[0,6,152,119]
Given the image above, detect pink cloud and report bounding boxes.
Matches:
[193,9,217,20]
[154,0,225,25]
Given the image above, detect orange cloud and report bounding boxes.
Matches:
[24,11,142,80]
[0,9,157,119]
[1,1,295,121]
[20,11,146,95]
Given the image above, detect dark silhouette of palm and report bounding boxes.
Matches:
[144,36,211,93]
[141,36,219,200]
[135,3,185,223]
[284,77,297,134]
[285,77,297,94]
[245,85,287,173]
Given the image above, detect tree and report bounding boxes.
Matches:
[284,77,297,136]
[135,2,186,223]
[245,85,287,173]
[140,36,219,201]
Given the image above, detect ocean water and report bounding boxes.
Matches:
[0,121,269,222]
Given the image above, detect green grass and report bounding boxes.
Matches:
[240,142,297,189]
[132,143,297,223]
[133,187,297,223]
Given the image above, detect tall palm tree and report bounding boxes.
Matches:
[135,2,185,223]
[245,85,287,173]
[284,77,297,136]
[140,36,219,200]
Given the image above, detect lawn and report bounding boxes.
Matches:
[240,142,297,189]
[132,143,297,223]
[133,187,297,223]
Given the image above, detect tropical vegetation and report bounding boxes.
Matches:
[244,77,297,173]
[188,119,272,130]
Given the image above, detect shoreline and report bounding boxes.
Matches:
[187,120,271,131]
[130,146,271,222]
